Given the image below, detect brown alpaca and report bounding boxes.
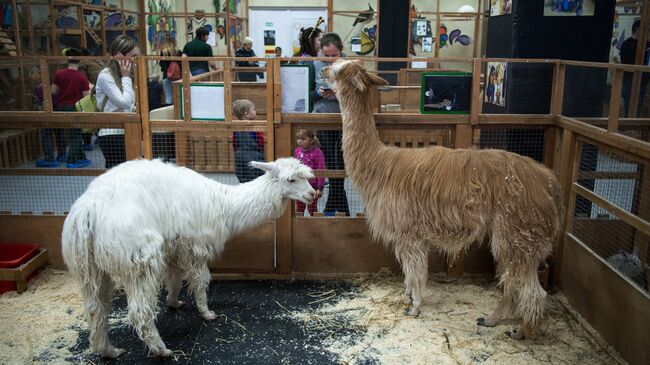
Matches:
[322,60,564,339]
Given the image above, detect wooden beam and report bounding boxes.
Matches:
[123,122,142,161]
[39,59,53,113]
[470,59,482,125]
[552,127,578,287]
[181,58,191,122]
[608,68,623,132]
[558,116,650,162]
[550,61,566,116]
[223,57,233,122]
[265,58,275,162]
[274,123,292,274]
[573,183,650,237]
[137,56,152,159]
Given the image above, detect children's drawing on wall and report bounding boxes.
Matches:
[543,0,594,16]
[490,0,512,16]
[421,72,472,114]
[147,0,176,53]
[485,62,507,108]
[438,24,471,48]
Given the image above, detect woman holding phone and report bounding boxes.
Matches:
[96,35,138,169]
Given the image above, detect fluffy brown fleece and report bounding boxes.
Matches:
[322,59,564,339]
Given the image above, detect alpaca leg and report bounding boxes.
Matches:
[165,267,186,308]
[508,266,546,340]
[478,262,515,327]
[82,272,125,359]
[123,275,172,357]
[477,290,514,327]
[396,243,428,317]
[187,262,216,320]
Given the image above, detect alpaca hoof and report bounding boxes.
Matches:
[404,306,420,317]
[477,317,496,327]
[201,310,217,321]
[152,347,173,357]
[101,346,126,359]
[505,330,526,340]
[168,300,186,309]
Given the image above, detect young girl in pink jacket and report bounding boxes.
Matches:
[294,129,326,216]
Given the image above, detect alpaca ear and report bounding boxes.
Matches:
[368,72,388,86]
[250,161,278,175]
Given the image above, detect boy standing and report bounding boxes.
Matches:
[38,48,91,167]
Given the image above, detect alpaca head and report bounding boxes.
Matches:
[320,59,388,95]
[251,158,316,204]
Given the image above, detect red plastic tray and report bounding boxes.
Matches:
[0,243,40,268]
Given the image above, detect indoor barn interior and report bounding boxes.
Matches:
[0,0,649,364]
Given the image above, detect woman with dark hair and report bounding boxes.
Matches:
[96,34,138,168]
[293,26,323,58]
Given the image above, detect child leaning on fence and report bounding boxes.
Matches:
[232,99,266,183]
[294,128,325,216]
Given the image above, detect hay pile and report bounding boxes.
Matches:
[288,271,626,365]
[0,269,88,363]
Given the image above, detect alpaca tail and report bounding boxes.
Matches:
[61,199,100,290]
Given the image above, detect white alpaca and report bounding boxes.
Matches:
[61,158,316,358]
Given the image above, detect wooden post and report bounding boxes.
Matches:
[543,126,557,170]
[138,0,147,56]
[78,5,87,49]
[25,0,35,54]
[11,0,21,56]
[608,67,623,133]
[120,0,126,34]
[40,59,52,113]
[223,59,233,122]
[550,61,566,116]
[274,123,292,275]
[226,0,231,57]
[552,127,578,287]
[470,58,482,125]
[50,0,57,55]
[265,58,275,162]
[137,56,152,159]
[181,58,191,122]
[100,4,107,56]
[124,122,143,161]
[327,0,333,32]
[473,0,481,58]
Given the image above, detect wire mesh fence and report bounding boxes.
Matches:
[570,139,649,292]
[479,127,546,162]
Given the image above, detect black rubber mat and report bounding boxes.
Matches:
[65,280,363,364]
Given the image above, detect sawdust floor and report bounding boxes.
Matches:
[0,269,626,364]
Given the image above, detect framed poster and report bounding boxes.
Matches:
[180,83,225,121]
[543,0,594,16]
[281,64,313,113]
[420,71,472,114]
[490,0,512,16]
[485,62,507,108]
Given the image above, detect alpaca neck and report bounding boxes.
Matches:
[338,88,383,176]
[225,174,287,235]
